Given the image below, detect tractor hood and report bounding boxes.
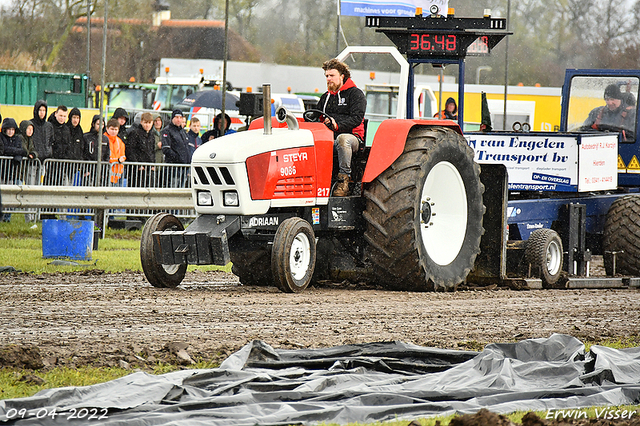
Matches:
[192,128,315,164]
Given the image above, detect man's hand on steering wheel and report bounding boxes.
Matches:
[303,109,336,130]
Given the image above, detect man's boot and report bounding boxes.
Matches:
[334,173,351,197]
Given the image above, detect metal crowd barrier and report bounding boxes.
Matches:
[0,156,195,224]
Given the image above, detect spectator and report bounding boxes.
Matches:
[83,115,109,162]
[82,115,109,186]
[202,113,236,142]
[162,109,190,164]
[131,111,142,127]
[161,109,190,187]
[31,100,54,160]
[48,105,72,160]
[0,118,28,222]
[126,112,155,186]
[111,107,129,144]
[19,120,37,160]
[152,114,164,163]
[104,118,126,186]
[18,120,38,222]
[0,117,27,162]
[186,117,202,159]
[66,107,84,160]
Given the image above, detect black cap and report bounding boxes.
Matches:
[604,84,622,100]
[172,109,184,119]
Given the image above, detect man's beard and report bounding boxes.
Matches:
[327,82,340,92]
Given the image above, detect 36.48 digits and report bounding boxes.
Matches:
[5,407,109,421]
[409,33,457,53]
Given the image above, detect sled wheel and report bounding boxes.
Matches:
[229,236,274,286]
[525,228,563,287]
[363,126,484,291]
[603,194,640,275]
[140,213,187,288]
[271,217,316,293]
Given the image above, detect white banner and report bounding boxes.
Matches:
[340,0,449,17]
[465,133,619,193]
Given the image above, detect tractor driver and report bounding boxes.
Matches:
[582,83,636,141]
[316,59,366,197]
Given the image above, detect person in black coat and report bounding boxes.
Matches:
[315,58,366,196]
[66,107,84,160]
[126,112,156,186]
[111,107,129,145]
[1,118,28,161]
[31,100,54,160]
[48,105,72,160]
[0,118,28,222]
[161,109,190,187]
[83,115,109,162]
[161,109,190,165]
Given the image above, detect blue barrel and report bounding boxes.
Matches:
[42,219,94,260]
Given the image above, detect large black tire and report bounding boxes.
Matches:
[271,217,316,293]
[525,228,563,287]
[363,126,484,291]
[229,236,274,286]
[140,213,187,288]
[603,194,640,276]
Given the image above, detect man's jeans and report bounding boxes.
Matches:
[334,133,360,175]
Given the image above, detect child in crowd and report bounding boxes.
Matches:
[104,119,126,186]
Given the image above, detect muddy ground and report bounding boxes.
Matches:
[2,268,640,424]
[1,267,639,369]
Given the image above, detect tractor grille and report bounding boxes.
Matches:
[193,166,236,186]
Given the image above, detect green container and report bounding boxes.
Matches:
[0,69,87,107]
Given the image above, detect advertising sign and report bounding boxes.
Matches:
[577,134,618,192]
[466,133,618,192]
[340,0,449,17]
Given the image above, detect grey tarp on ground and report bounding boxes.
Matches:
[1,334,640,425]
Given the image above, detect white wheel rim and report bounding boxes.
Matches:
[162,264,180,274]
[546,240,562,276]
[420,161,467,266]
[290,232,311,281]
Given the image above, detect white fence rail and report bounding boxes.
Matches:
[0,156,194,221]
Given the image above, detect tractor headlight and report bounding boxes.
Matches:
[223,191,239,206]
[197,191,213,206]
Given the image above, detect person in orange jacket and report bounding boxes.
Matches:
[104,118,126,186]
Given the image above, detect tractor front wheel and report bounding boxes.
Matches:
[140,213,187,288]
[271,217,316,293]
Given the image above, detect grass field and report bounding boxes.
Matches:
[0,214,230,274]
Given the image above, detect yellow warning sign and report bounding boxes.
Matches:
[618,155,627,170]
[627,155,640,174]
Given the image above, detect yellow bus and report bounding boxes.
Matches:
[365,82,562,132]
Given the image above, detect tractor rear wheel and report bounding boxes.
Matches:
[140,213,187,288]
[363,126,484,291]
[271,217,316,293]
[229,236,274,286]
[525,228,563,287]
[603,194,640,276]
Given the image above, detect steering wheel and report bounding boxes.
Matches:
[303,109,330,123]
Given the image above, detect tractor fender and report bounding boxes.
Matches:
[362,119,462,183]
